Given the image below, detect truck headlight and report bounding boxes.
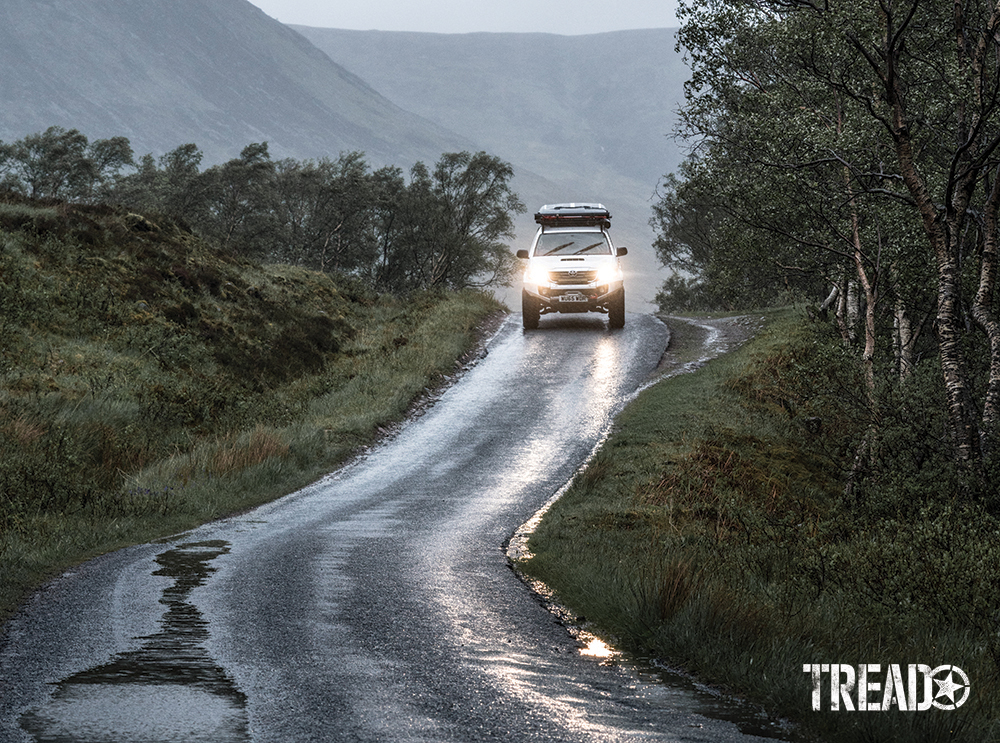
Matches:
[525,266,550,285]
[596,265,620,284]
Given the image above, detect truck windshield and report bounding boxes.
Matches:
[534,232,611,256]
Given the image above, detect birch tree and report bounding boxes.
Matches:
[662,0,1000,494]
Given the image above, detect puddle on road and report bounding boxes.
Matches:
[20,541,249,743]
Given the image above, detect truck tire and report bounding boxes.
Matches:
[608,288,625,329]
[522,290,540,330]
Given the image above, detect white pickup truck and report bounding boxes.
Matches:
[516,203,627,330]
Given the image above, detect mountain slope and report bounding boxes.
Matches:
[291,27,687,190]
[0,0,472,165]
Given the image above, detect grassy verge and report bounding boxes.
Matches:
[519,309,1000,743]
[0,198,504,623]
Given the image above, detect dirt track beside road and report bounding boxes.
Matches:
[656,314,765,374]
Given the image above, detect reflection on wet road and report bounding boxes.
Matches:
[0,313,785,742]
[20,542,247,742]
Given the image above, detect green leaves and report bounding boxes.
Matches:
[0,126,135,200]
[659,0,1000,485]
[0,129,526,296]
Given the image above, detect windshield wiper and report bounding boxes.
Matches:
[544,241,576,255]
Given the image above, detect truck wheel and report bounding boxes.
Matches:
[608,289,625,329]
[522,291,540,329]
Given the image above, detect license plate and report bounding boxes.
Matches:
[559,294,588,303]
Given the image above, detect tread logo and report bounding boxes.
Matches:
[803,664,970,711]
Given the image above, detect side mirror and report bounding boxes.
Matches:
[516,249,529,259]
[616,247,628,256]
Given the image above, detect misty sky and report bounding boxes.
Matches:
[247,0,680,35]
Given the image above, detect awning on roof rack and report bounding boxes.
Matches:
[534,203,611,229]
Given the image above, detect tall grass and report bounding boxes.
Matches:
[520,310,1000,743]
[0,197,503,622]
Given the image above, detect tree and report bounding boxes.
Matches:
[110,143,209,221]
[366,164,415,293]
[3,127,526,296]
[425,151,525,290]
[0,126,134,200]
[378,161,444,291]
[200,142,277,254]
[156,144,211,220]
[84,136,134,200]
[362,152,525,292]
[662,0,1000,493]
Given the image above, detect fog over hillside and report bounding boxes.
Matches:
[295,26,688,308]
[293,28,685,188]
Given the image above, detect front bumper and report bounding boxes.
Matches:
[523,282,622,313]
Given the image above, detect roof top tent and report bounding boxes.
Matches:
[534,203,611,229]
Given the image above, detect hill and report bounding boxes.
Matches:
[0,193,502,619]
[292,27,686,191]
[0,0,472,166]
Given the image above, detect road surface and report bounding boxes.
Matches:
[0,313,787,742]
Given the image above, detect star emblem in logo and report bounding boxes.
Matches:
[930,665,971,709]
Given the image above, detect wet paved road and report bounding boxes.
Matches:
[0,313,785,742]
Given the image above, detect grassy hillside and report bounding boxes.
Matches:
[0,193,503,622]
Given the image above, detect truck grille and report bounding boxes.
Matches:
[549,269,597,285]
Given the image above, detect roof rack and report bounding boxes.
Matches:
[534,203,611,229]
